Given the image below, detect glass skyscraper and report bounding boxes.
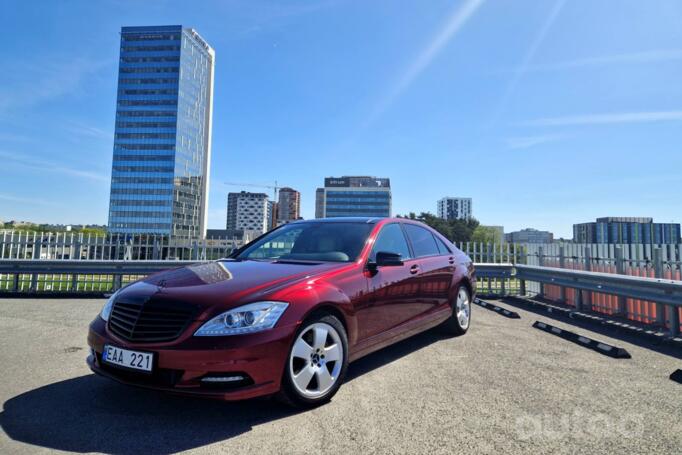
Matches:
[315,176,391,218]
[573,217,681,244]
[108,25,214,237]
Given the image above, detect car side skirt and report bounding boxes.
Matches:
[348,304,452,362]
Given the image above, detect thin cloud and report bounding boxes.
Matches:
[0,57,110,115]
[234,0,344,36]
[510,49,682,73]
[65,121,113,141]
[520,111,682,127]
[506,134,564,150]
[488,0,566,127]
[365,0,486,125]
[0,150,108,182]
[0,193,54,206]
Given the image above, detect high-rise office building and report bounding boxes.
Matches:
[437,197,472,221]
[277,187,301,223]
[226,192,270,233]
[573,217,681,244]
[315,176,391,218]
[107,25,214,238]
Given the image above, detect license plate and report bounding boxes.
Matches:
[102,345,154,372]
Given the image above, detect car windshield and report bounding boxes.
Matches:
[235,222,374,262]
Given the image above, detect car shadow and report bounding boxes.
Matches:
[0,328,451,454]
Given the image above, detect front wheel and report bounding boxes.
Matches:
[278,314,348,408]
[443,285,471,336]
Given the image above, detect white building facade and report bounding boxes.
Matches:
[437,197,472,221]
[226,192,270,233]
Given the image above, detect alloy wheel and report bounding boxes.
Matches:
[289,322,343,398]
[456,288,471,330]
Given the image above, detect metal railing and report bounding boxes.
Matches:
[0,258,679,336]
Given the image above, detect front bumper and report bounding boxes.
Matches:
[87,317,297,401]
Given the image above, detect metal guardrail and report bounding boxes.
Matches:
[0,259,679,336]
[515,264,681,337]
[0,259,195,276]
[472,263,514,279]
[0,260,197,293]
[515,264,682,308]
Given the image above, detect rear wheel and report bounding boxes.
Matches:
[443,285,471,336]
[278,314,348,408]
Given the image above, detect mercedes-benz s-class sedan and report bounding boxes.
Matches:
[87,217,475,407]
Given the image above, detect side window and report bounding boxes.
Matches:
[435,236,452,255]
[403,224,439,258]
[370,224,412,261]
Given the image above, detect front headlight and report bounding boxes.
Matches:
[194,301,289,336]
[100,290,119,322]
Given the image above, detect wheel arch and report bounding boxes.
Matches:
[458,276,474,300]
[303,303,350,336]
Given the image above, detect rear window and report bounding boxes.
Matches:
[435,236,452,254]
[403,224,439,258]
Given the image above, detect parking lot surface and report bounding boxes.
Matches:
[0,298,680,454]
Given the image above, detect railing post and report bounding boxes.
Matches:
[538,246,544,298]
[113,274,122,291]
[34,239,42,260]
[12,273,19,292]
[615,246,627,316]
[192,241,200,261]
[153,238,160,260]
[73,239,81,260]
[653,248,666,327]
[558,245,566,303]
[670,306,680,338]
[30,273,38,292]
[582,247,592,311]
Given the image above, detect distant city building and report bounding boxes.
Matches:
[226,192,270,233]
[315,188,325,219]
[277,187,301,223]
[437,197,472,221]
[505,228,554,244]
[315,176,391,218]
[206,228,260,249]
[573,217,681,245]
[107,25,215,238]
[268,200,278,230]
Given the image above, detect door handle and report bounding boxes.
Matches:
[448,257,455,264]
[409,264,420,275]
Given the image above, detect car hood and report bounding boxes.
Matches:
[117,259,349,317]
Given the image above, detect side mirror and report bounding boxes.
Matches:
[375,251,404,267]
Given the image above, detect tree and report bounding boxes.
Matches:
[396,212,480,243]
[471,225,501,244]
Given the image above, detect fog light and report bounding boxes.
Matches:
[201,375,245,383]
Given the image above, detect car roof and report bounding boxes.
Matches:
[288,217,435,229]
[290,217,386,224]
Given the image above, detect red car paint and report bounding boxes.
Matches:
[87,218,475,400]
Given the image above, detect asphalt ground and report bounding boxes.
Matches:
[0,298,680,454]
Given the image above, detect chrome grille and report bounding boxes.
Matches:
[108,296,197,342]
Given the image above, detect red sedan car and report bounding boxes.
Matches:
[87,217,475,407]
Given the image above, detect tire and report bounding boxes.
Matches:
[443,284,471,336]
[277,314,349,408]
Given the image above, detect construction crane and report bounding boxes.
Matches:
[223,181,284,200]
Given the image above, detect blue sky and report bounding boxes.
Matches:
[1,0,682,238]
